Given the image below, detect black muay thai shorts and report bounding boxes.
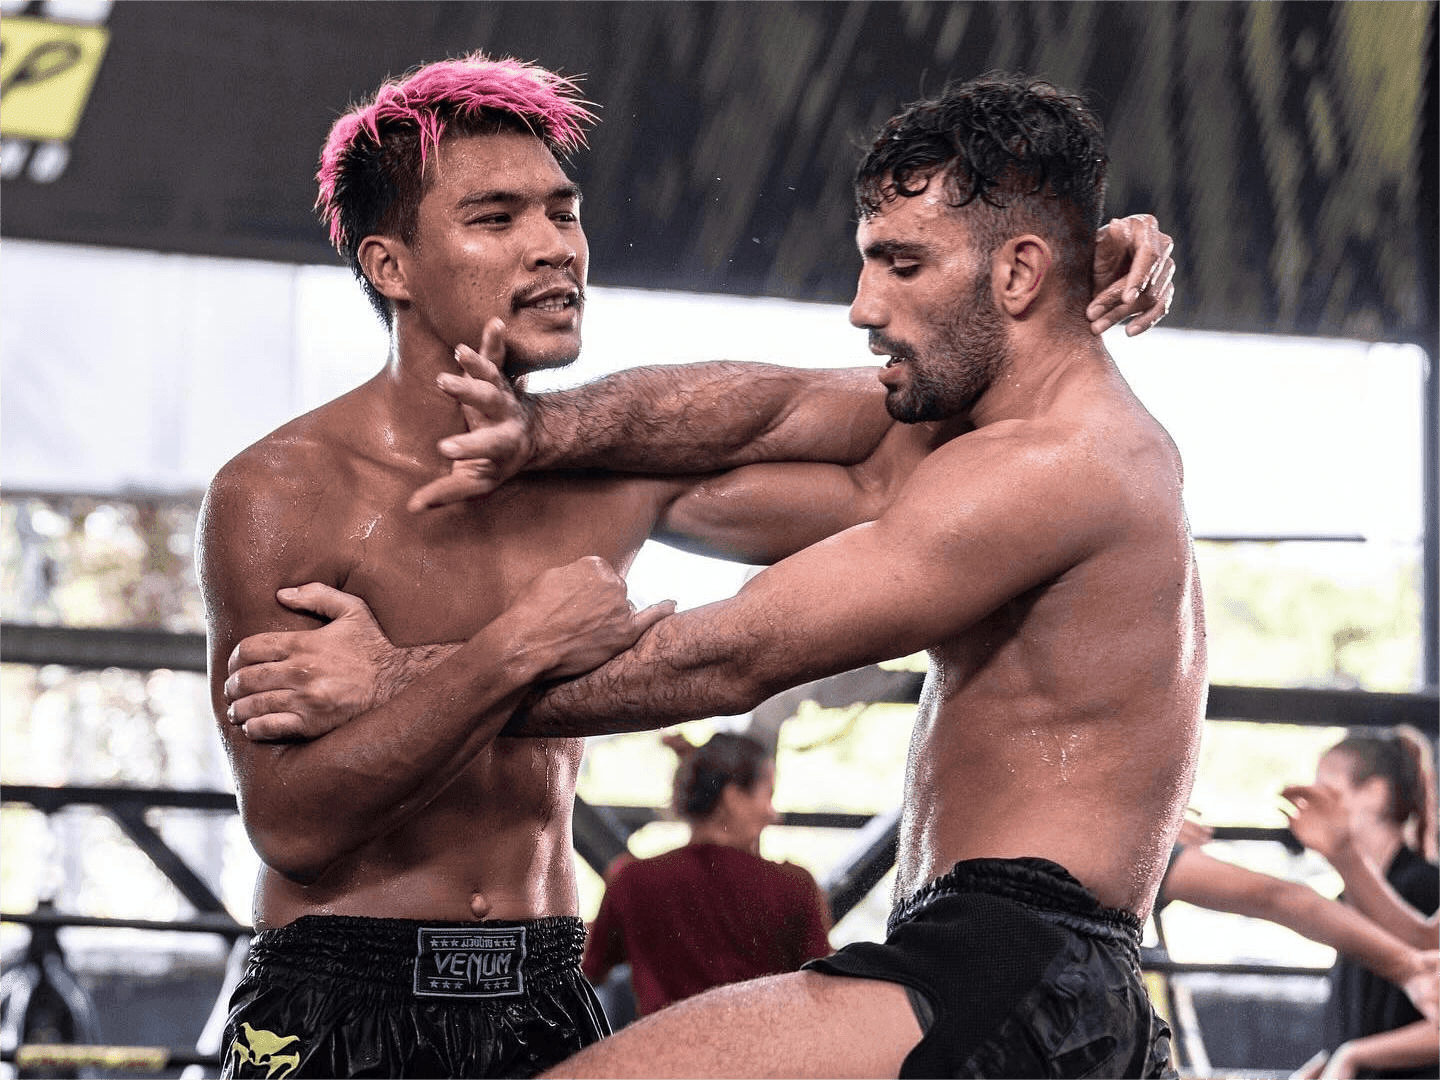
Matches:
[220,914,608,1079]
[804,857,1174,1079]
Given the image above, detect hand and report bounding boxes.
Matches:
[1403,952,1439,1022]
[1280,782,1353,861]
[225,584,402,742]
[1176,816,1214,847]
[409,318,536,512]
[1318,1043,1360,1079]
[1291,1050,1329,1080]
[1087,214,1176,336]
[505,556,675,679]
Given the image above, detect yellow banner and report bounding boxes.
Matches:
[0,16,110,141]
[14,1043,169,1071]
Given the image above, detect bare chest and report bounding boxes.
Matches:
[332,472,665,646]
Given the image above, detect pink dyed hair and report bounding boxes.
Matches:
[315,53,596,254]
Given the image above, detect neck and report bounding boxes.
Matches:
[688,819,756,854]
[376,318,477,443]
[968,319,1109,429]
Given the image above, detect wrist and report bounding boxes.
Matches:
[1327,834,1363,869]
[521,392,571,472]
[478,612,556,686]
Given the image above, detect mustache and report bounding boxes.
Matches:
[869,331,916,363]
[512,271,585,311]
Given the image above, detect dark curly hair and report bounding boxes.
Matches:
[854,73,1107,309]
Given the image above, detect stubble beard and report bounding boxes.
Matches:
[883,273,1010,424]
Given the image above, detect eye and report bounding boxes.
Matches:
[552,208,580,224]
[890,261,920,278]
[470,212,511,227]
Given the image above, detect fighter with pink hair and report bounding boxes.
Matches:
[315,54,596,322]
[203,53,1179,1079]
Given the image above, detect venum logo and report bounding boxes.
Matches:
[414,926,528,998]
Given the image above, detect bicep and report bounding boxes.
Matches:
[681,454,1095,695]
[654,419,922,565]
[196,464,347,716]
[654,461,884,565]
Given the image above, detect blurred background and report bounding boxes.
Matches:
[1,1,1435,1076]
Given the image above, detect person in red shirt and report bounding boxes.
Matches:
[582,733,833,1017]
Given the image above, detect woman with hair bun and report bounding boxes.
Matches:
[1285,726,1439,1080]
[581,732,832,1019]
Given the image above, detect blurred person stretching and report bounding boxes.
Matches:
[204,56,1176,1080]
[582,733,831,1017]
[1155,819,1437,1023]
[1285,729,1439,1080]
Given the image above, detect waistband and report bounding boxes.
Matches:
[247,914,586,990]
[889,857,1143,953]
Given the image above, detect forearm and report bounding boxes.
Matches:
[1331,1020,1438,1074]
[1329,840,1439,949]
[1276,886,1421,986]
[242,621,541,881]
[509,601,796,737]
[525,363,889,473]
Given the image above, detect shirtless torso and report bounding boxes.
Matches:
[509,189,1206,921]
[200,373,694,930]
[516,349,1206,919]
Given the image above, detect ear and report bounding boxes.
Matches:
[356,234,414,306]
[993,235,1052,318]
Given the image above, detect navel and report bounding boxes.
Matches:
[470,891,492,920]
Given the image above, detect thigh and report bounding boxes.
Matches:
[539,970,923,1079]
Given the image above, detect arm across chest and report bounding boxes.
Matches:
[338,473,677,646]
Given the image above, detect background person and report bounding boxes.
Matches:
[582,732,832,1019]
[1154,819,1437,1022]
[1286,728,1438,1080]
[1283,730,1440,953]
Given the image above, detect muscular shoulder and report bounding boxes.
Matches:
[198,402,368,590]
[934,398,1182,532]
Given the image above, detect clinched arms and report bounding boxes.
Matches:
[226,214,1178,743]
[200,442,669,882]
[410,214,1175,511]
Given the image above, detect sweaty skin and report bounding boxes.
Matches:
[203,129,912,933]
[210,136,1178,942]
[516,187,1208,921]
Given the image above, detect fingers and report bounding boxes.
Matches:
[437,366,511,417]
[633,600,677,636]
[476,317,508,371]
[408,465,503,512]
[227,633,291,675]
[1086,213,1176,336]
[227,687,301,725]
[224,661,301,704]
[276,582,370,622]
[1123,256,1176,337]
[240,713,309,742]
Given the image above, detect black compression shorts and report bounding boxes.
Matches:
[220,914,608,1079]
[804,857,1174,1079]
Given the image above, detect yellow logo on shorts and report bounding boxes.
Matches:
[229,1022,301,1079]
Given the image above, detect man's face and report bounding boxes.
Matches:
[401,130,588,377]
[849,176,1009,423]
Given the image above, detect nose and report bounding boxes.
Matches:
[849,269,885,330]
[526,218,577,272]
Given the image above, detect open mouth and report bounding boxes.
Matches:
[514,280,583,315]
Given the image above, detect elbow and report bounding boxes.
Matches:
[707,659,778,717]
